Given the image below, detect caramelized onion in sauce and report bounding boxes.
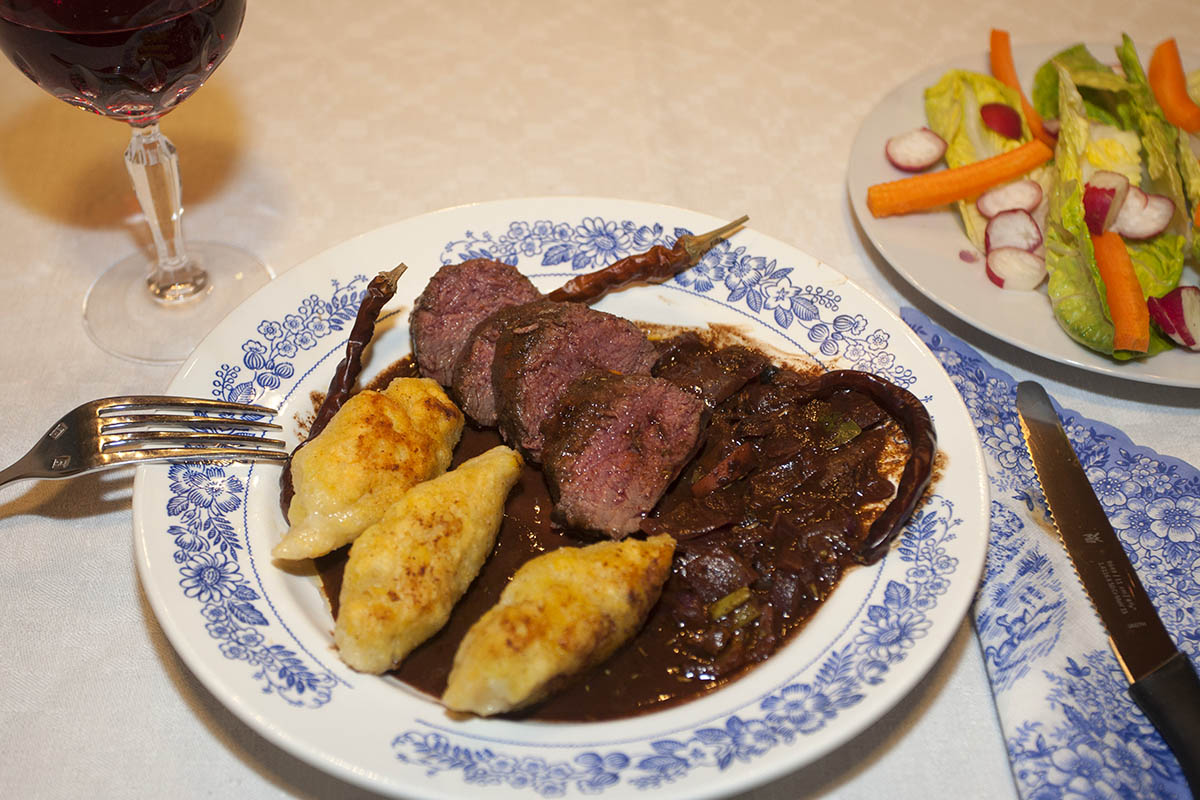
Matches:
[311,331,935,721]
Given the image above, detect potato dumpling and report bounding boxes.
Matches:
[442,533,675,716]
[334,446,523,673]
[273,377,463,561]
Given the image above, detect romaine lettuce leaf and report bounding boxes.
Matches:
[1127,235,1186,297]
[1115,35,1191,236]
[1032,44,1129,125]
[1045,64,1113,352]
[924,70,1042,249]
[1082,123,1142,185]
[1177,133,1200,256]
[1044,62,1176,359]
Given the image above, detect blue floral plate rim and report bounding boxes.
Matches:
[132,196,990,799]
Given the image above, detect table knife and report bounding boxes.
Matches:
[1016,381,1200,796]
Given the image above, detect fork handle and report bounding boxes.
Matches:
[0,438,83,487]
[0,450,41,487]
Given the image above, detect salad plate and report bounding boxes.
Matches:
[132,197,989,799]
[848,42,1200,389]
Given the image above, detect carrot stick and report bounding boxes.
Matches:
[989,29,1056,147]
[1148,38,1200,133]
[1090,231,1149,352]
[867,138,1053,217]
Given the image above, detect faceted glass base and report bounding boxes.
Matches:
[83,242,273,365]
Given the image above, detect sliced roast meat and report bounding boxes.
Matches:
[542,371,706,537]
[492,301,658,460]
[450,303,530,427]
[409,258,542,386]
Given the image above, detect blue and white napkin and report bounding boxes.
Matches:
[902,307,1200,800]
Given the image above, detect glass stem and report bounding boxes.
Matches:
[124,123,207,302]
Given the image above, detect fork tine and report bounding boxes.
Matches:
[93,395,278,416]
[98,414,282,432]
[100,431,288,451]
[98,447,292,468]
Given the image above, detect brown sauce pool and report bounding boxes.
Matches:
[312,333,919,722]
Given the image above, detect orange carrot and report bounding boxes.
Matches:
[989,29,1056,147]
[1090,231,1149,352]
[1148,38,1200,133]
[867,138,1053,218]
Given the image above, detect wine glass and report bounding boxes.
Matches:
[0,0,271,364]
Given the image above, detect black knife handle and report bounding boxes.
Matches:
[1130,651,1200,797]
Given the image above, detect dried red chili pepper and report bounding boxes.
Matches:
[546,215,749,304]
[279,263,408,515]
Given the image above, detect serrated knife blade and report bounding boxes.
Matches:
[1016,381,1200,795]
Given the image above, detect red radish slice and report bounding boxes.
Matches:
[986,248,1047,290]
[1082,171,1131,235]
[985,208,1042,252]
[884,128,947,172]
[1111,189,1175,239]
[1112,185,1148,230]
[976,179,1043,218]
[1147,286,1200,349]
[1042,118,1061,137]
[1148,296,1181,342]
[980,103,1023,139]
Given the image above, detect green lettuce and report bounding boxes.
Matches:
[1044,64,1111,352]
[1032,44,1129,126]
[924,70,1050,249]
[1128,235,1186,298]
[1115,35,1191,236]
[1043,64,1174,358]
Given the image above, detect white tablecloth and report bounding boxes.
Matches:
[1,1,1197,797]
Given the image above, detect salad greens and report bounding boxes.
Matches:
[925,70,1053,249]
[926,36,1200,360]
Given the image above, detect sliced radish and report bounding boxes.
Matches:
[1082,171,1131,235]
[980,103,1023,140]
[1109,186,1175,239]
[976,179,1043,218]
[987,248,1047,289]
[885,127,947,172]
[1112,185,1148,229]
[1042,118,1061,137]
[1147,286,1200,350]
[1111,189,1175,239]
[985,208,1042,252]
[986,248,1047,290]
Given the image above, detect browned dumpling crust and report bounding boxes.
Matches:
[334,446,523,674]
[273,377,464,561]
[441,533,676,716]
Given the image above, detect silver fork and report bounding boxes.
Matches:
[0,395,289,487]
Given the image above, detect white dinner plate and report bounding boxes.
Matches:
[848,42,1200,388]
[133,197,989,799]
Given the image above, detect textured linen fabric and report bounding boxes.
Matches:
[1,0,1199,797]
[905,308,1199,800]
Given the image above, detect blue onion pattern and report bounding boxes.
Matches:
[212,276,372,406]
[391,495,960,793]
[181,217,950,782]
[441,217,916,386]
[165,462,337,707]
[903,307,1197,800]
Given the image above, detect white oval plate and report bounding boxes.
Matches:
[848,42,1200,388]
[133,197,989,799]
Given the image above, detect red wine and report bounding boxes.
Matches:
[0,0,245,125]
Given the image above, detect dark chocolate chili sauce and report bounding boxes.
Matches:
[311,331,935,723]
